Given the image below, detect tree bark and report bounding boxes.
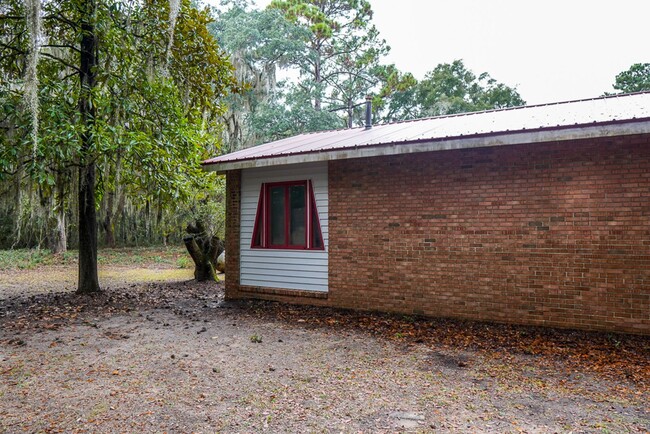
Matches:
[77,0,100,294]
[102,138,122,248]
[183,222,224,282]
[102,212,115,247]
[314,54,321,111]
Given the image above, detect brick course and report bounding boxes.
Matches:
[226,135,650,334]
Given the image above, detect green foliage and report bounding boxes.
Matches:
[0,248,76,270]
[176,255,191,268]
[270,0,388,117]
[212,4,306,71]
[2,0,531,255]
[250,83,342,142]
[0,246,187,270]
[611,63,650,94]
[169,175,227,240]
[0,0,237,250]
[373,64,419,123]
[212,2,526,147]
[416,60,525,117]
[211,3,311,150]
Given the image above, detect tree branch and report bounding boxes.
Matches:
[40,52,82,73]
[43,44,82,54]
[60,70,78,81]
[43,12,79,30]
[0,41,26,55]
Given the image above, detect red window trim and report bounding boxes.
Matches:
[250,180,324,250]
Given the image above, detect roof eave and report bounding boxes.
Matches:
[203,119,650,174]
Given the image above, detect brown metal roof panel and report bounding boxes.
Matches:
[203,92,650,165]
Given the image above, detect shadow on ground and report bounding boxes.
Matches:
[1,278,649,433]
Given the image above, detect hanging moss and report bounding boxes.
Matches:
[24,0,42,156]
[166,0,181,67]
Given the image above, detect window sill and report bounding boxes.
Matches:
[250,246,326,251]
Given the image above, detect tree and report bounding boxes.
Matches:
[416,60,525,117]
[0,0,236,291]
[610,63,650,94]
[324,22,388,128]
[372,64,418,123]
[76,0,100,293]
[211,1,307,150]
[269,0,388,119]
[249,82,341,141]
[183,220,224,281]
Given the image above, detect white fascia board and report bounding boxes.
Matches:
[203,121,650,174]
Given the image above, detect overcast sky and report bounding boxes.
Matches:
[223,0,649,105]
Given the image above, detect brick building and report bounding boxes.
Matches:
[203,93,650,335]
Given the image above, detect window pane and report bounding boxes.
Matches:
[252,224,261,247]
[290,185,306,246]
[312,205,323,248]
[270,186,285,245]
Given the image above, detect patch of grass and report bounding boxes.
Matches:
[176,256,192,269]
[87,402,109,419]
[0,249,76,270]
[0,246,187,270]
[97,247,186,268]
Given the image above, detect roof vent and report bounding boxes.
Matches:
[365,95,372,130]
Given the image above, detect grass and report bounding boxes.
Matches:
[0,246,189,270]
[0,249,76,270]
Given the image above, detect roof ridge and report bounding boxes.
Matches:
[375,91,650,127]
[286,92,650,135]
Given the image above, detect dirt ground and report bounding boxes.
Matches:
[1,261,649,433]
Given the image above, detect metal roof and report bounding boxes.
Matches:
[204,92,650,172]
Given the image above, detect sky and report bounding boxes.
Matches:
[222,0,649,105]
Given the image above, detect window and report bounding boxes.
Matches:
[251,180,324,250]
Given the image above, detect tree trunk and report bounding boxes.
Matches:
[102,131,122,248]
[77,0,100,294]
[51,209,66,254]
[183,222,224,282]
[347,98,353,128]
[50,172,67,254]
[102,213,115,247]
[314,54,321,111]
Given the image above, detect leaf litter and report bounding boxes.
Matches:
[0,264,648,433]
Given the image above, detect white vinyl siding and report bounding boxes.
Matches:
[240,162,328,292]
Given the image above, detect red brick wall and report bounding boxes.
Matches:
[225,135,650,334]
[327,135,650,334]
[224,170,242,299]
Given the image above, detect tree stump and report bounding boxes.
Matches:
[183,221,224,282]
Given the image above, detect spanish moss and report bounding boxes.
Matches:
[166,0,181,69]
[24,0,42,157]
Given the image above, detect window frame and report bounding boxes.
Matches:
[250,179,324,250]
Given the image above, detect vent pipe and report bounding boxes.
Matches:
[365,95,372,130]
